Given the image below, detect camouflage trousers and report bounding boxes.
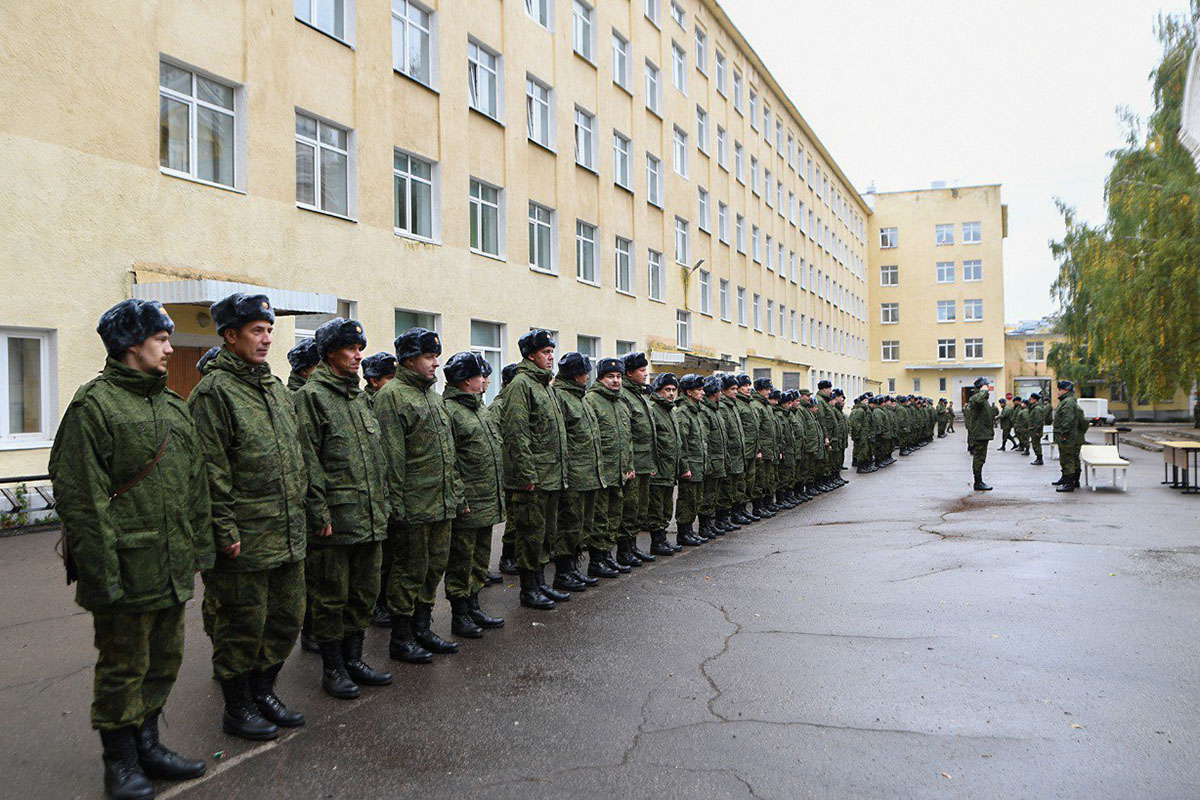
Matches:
[588,484,623,551]
[676,481,703,526]
[718,475,735,508]
[937,420,948,437]
[1060,443,1082,476]
[1030,432,1043,459]
[307,541,382,643]
[620,473,651,541]
[646,483,675,531]
[556,490,597,558]
[91,603,184,730]
[509,490,560,571]
[210,560,305,681]
[775,462,793,492]
[739,458,757,504]
[701,474,723,516]
[386,519,452,617]
[968,439,989,477]
[852,439,871,466]
[756,459,776,498]
[832,446,846,472]
[445,524,493,599]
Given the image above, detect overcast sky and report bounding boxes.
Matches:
[718,0,1188,322]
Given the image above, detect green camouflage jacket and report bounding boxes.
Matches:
[751,393,777,458]
[1053,393,1088,448]
[718,396,746,475]
[965,389,996,442]
[700,396,728,478]
[775,406,795,466]
[553,379,605,493]
[735,392,759,458]
[674,399,707,483]
[444,385,505,527]
[620,381,657,475]
[586,382,633,486]
[648,392,682,486]
[499,359,568,491]
[849,403,870,443]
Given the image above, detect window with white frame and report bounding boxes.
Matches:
[734,141,745,182]
[696,106,709,153]
[733,67,744,111]
[790,309,798,341]
[674,216,689,264]
[765,234,774,270]
[469,178,502,256]
[736,214,746,253]
[671,41,687,92]
[964,337,983,359]
[749,88,759,129]
[938,338,956,360]
[648,249,664,300]
[936,261,955,283]
[159,60,240,188]
[645,60,662,114]
[392,0,433,86]
[716,126,728,168]
[295,112,351,217]
[881,302,899,324]
[525,75,553,147]
[767,299,775,334]
[574,107,596,169]
[694,26,707,73]
[670,0,685,27]
[697,187,710,232]
[789,251,797,282]
[612,30,630,89]
[719,278,730,320]
[0,329,55,444]
[573,0,595,61]
[646,153,662,206]
[698,269,712,314]
[676,309,691,349]
[788,191,796,224]
[877,263,900,287]
[912,377,921,392]
[615,236,634,294]
[526,0,551,29]
[779,304,786,337]
[736,286,747,325]
[750,156,759,194]
[715,48,727,94]
[616,339,638,356]
[393,150,436,240]
[936,300,956,322]
[296,0,351,42]
[776,181,784,216]
[468,40,501,119]
[777,242,784,275]
[672,126,688,176]
[776,120,783,151]
[644,0,660,25]
[613,131,632,189]
[717,201,729,242]
[879,226,898,248]
[576,334,600,361]
[962,220,982,243]
[576,220,597,283]
[751,225,761,263]
[964,298,983,322]
[752,293,762,331]
[963,259,982,281]
[528,202,555,273]
[1026,340,1044,361]
[470,320,504,402]
[935,222,954,246]
[764,168,773,206]
[763,104,771,143]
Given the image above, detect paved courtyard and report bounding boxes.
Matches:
[3,429,1198,798]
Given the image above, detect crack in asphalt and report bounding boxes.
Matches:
[887,563,965,582]
[749,630,936,642]
[0,659,92,694]
[644,717,1037,743]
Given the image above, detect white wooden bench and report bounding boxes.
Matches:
[1080,445,1130,492]
[1043,425,1057,460]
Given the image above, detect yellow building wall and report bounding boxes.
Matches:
[867,185,1007,405]
[0,0,870,475]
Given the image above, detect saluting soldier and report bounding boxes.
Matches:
[618,352,658,564]
[699,377,730,536]
[500,330,571,606]
[51,300,211,799]
[552,353,608,582]
[585,357,635,575]
[189,293,307,741]
[673,374,707,546]
[965,377,995,490]
[375,327,462,662]
[646,374,684,554]
[286,338,320,391]
[293,318,392,700]
[1053,380,1089,491]
[442,352,507,637]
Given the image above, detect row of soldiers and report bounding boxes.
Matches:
[50,293,944,800]
[847,393,942,473]
[997,393,1054,465]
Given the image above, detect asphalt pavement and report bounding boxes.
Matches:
[3,428,1199,799]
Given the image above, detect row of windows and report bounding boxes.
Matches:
[879,338,985,362]
[879,299,985,325]
[879,222,983,250]
[878,260,984,286]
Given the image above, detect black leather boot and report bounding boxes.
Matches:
[650,529,675,555]
[552,557,588,592]
[756,500,776,518]
[371,604,392,628]
[220,675,278,741]
[101,727,155,800]
[318,640,361,700]
[587,549,619,579]
[485,571,503,585]
[1031,456,1044,465]
[696,516,715,538]
[251,663,304,727]
[630,538,656,562]
[570,552,600,585]
[520,568,556,608]
[135,711,205,781]
[498,542,518,575]
[731,505,753,525]
[676,522,702,547]
[412,603,459,653]
[973,471,993,491]
[615,539,643,567]
[1052,473,1067,485]
[604,550,632,573]
[450,596,485,638]
[467,593,505,627]
[1056,473,1079,492]
[719,510,741,531]
[342,630,393,685]
[537,565,571,601]
[388,614,433,663]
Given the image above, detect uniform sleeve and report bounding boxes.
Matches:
[294,389,330,531]
[181,409,216,572]
[374,391,409,523]
[48,398,123,604]
[188,384,239,551]
[501,381,537,488]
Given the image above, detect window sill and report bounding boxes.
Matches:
[881,321,898,325]
[720,316,732,324]
[577,278,601,289]
[393,68,438,94]
[648,199,664,211]
[470,249,507,262]
[615,181,634,195]
[297,204,357,223]
[573,50,597,69]
[646,106,664,121]
[649,296,666,304]
[964,319,983,323]
[0,439,52,452]
[615,289,637,298]
[160,168,246,195]
[615,82,633,98]
[963,241,982,246]
[295,18,355,49]
[469,107,505,128]
[529,265,558,277]
[528,138,556,155]
[394,229,441,246]
[576,162,599,176]
[937,319,956,324]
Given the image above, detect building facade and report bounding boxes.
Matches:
[867,184,1007,407]
[0,0,872,478]
[1004,317,1065,400]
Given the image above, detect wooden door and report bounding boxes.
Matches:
[167,346,206,399]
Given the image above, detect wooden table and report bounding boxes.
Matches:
[1160,441,1200,493]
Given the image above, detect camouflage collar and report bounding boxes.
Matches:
[101,357,167,397]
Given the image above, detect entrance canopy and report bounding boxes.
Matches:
[132,279,338,315]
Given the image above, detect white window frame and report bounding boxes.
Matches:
[714,48,727,95]
[717,201,729,243]
[1026,341,1045,362]
[674,216,690,265]
[963,221,982,244]
[470,319,505,403]
[646,153,663,207]
[964,298,984,322]
[698,269,712,315]
[696,106,709,154]
[0,328,57,447]
[468,39,503,121]
[716,126,728,169]
[672,126,689,177]
[572,0,596,62]
[963,259,983,282]
[468,177,504,258]
[525,74,554,148]
[719,278,731,321]
[698,187,710,232]
[648,248,664,301]
[936,261,955,284]
[670,0,686,27]
[615,236,635,295]
[737,286,747,326]
[753,293,762,331]
[676,309,692,349]
[879,226,898,249]
[613,130,632,189]
[393,148,439,243]
[576,220,598,285]
[158,59,244,191]
[881,302,899,325]
[938,338,957,361]
[295,110,356,219]
[671,41,687,93]
[935,223,954,246]
[937,300,956,323]
[574,106,596,170]
[734,141,745,183]
[964,337,984,360]
[295,0,355,44]
[694,25,708,74]
[766,299,775,335]
[644,0,661,26]
[879,264,898,286]
[528,201,556,274]
[525,0,552,30]
[392,0,436,88]
[752,225,761,263]
[749,88,759,129]
[736,214,746,253]
[645,59,662,115]
[612,30,630,90]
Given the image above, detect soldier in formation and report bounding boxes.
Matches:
[1052,380,1089,492]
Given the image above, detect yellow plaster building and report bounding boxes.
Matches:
[867,185,1008,408]
[1004,317,1065,400]
[0,0,872,478]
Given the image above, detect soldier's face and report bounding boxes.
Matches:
[226,322,273,364]
[481,375,491,394]
[530,346,555,371]
[723,387,737,399]
[368,374,393,391]
[627,365,649,385]
[599,371,622,390]
[737,384,751,395]
[328,344,362,378]
[459,375,485,394]
[405,352,439,380]
[686,388,703,402]
[659,385,678,402]
[127,331,173,376]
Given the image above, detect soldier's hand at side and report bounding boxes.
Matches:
[222,541,241,558]
[682,470,692,479]
[523,483,536,492]
[316,524,332,538]
[756,452,763,460]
